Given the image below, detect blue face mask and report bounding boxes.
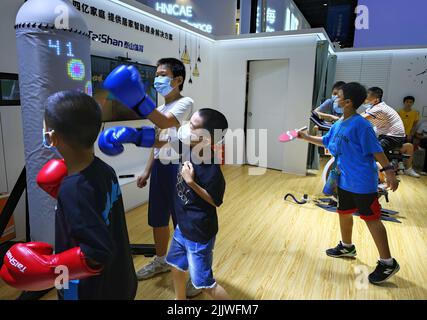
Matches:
[331,95,338,101]
[333,100,343,115]
[360,103,373,111]
[154,76,174,97]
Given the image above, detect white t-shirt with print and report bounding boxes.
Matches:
[154,96,193,160]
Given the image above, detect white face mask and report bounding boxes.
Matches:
[177,123,198,144]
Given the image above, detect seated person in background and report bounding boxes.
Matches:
[398,96,420,142]
[415,121,427,175]
[362,87,420,178]
[314,81,346,122]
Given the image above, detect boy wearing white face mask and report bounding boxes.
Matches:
[99,57,197,295]
[314,81,346,122]
[135,58,194,290]
[165,109,230,300]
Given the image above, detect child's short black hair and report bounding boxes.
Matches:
[157,58,186,91]
[367,87,383,102]
[341,82,367,109]
[198,108,228,144]
[45,91,102,149]
[333,81,346,90]
[403,95,415,103]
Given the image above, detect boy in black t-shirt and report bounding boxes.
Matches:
[44,91,137,300]
[164,108,230,300]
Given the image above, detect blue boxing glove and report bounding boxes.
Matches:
[103,65,156,117]
[98,126,156,156]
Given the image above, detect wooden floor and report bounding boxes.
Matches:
[1,162,427,300]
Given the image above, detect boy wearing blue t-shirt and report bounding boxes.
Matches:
[298,82,400,284]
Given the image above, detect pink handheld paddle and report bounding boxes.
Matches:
[278,126,308,143]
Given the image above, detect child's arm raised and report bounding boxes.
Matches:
[297,130,325,146]
[181,162,220,208]
[148,110,180,130]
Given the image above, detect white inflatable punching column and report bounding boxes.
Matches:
[15,0,92,244]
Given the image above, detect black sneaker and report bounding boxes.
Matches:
[368,259,400,284]
[326,241,357,258]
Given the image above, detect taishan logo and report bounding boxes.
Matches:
[88,31,144,53]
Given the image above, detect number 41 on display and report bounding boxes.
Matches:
[48,39,74,57]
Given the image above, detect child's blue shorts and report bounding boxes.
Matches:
[166,226,216,289]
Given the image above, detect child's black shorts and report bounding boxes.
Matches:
[337,187,381,221]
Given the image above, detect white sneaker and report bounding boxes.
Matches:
[136,256,171,280]
[404,168,420,178]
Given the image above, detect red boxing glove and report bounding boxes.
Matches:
[36,159,68,198]
[0,242,101,291]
